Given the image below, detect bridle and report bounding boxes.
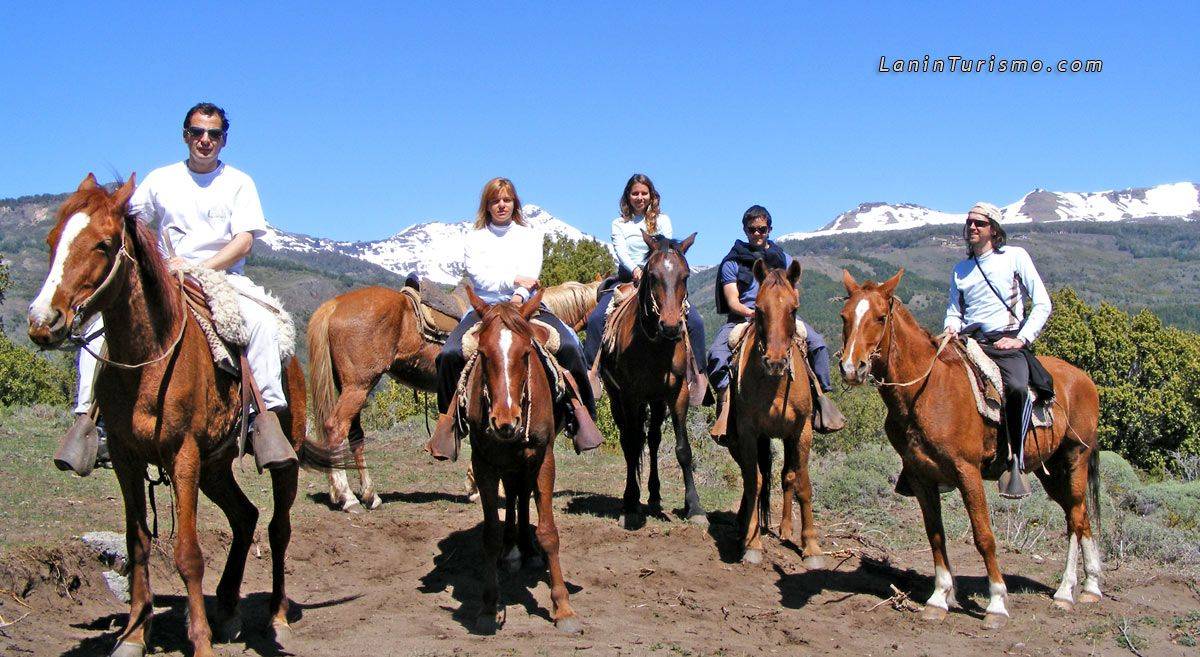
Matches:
[65,216,187,371]
[753,294,801,381]
[636,252,690,343]
[476,343,534,444]
[848,294,951,389]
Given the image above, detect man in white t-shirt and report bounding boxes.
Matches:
[54,102,296,474]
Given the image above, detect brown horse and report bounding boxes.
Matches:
[728,260,826,567]
[27,175,338,657]
[598,232,707,528]
[307,279,601,512]
[460,286,581,634]
[838,269,1102,629]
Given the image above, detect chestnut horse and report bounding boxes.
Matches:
[728,260,826,567]
[838,269,1101,629]
[598,232,707,528]
[28,175,340,657]
[459,286,581,634]
[307,279,601,512]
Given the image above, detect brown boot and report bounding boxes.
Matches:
[813,393,846,434]
[55,413,100,477]
[427,412,461,462]
[709,387,731,446]
[569,399,605,454]
[251,410,298,472]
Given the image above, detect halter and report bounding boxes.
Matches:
[635,253,691,343]
[67,217,188,371]
[856,295,951,389]
[753,299,802,381]
[476,343,535,444]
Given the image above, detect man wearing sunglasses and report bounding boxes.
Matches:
[707,205,844,444]
[57,102,298,475]
[941,201,1053,499]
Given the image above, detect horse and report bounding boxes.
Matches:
[598,231,707,528]
[27,174,343,657]
[459,285,581,634]
[727,260,826,567]
[838,268,1102,629]
[307,279,602,512]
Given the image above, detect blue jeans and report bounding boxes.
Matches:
[583,290,707,374]
[706,318,832,392]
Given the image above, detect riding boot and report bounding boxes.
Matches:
[54,413,100,477]
[427,411,461,462]
[894,467,915,497]
[998,394,1032,499]
[250,409,298,472]
[710,387,731,446]
[569,399,605,454]
[812,390,846,434]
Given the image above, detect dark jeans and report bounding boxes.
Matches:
[583,289,707,374]
[436,307,596,418]
[975,330,1033,466]
[706,318,832,392]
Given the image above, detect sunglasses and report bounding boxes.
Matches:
[966,219,991,228]
[186,126,225,140]
[746,225,771,234]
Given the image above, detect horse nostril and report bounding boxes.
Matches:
[47,310,66,334]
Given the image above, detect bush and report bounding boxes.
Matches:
[0,334,73,407]
[813,386,887,455]
[540,235,613,287]
[360,380,430,432]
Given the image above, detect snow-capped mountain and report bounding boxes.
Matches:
[261,204,596,285]
[778,182,1200,241]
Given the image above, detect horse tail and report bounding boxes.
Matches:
[1087,446,1102,542]
[306,297,340,446]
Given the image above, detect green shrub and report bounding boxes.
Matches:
[360,380,429,432]
[813,386,887,455]
[0,335,73,407]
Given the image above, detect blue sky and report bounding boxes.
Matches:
[2,2,1197,264]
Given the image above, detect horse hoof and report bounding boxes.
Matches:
[214,614,242,642]
[619,513,643,530]
[110,642,146,657]
[1077,592,1102,605]
[802,555,828,571]
[687,513,709,528]
[1053,598,1074,612]
[556,615,583,635]
[475,613,500,634]
[920,605,948,622]
[741,549,763,565]
[984,612,1009,630]
[362,495,382,511]
[271,620,293,645]
[342,500,365,514]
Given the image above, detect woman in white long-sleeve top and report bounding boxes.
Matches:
[582,174,707,374]
[433,177,601,454]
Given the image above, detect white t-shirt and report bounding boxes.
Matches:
[611,213,673,273]
[464,221,543,305]
[129,161,267,275]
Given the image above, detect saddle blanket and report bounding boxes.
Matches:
[960,337,1052,429]
[179,265,296,368]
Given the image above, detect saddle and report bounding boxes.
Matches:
[177,265,296,371]
[956,337,1053,429]
[398,286,460,344]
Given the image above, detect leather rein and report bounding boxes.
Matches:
[860,296,952,389]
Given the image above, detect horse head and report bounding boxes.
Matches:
[838,268,904,385]
[638,230,696,341]
[466,285,548,443]
[28,173,137,347]
[752,259,802,376]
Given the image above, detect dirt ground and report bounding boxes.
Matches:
[1,435,1198,657]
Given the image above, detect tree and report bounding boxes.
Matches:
[539,235,613,288]
[0,255,74,406]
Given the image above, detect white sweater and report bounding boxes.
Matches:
[464,221,544,305]
[944,246,1052,345]
[611,213,673,273]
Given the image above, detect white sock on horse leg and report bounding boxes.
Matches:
[985,580,1010,617]
[926,564,957,610]
[1054,534,1080,604]
[1081,536,1103,598]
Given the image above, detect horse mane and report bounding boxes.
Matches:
[481,302,537,341]
[126,211,180,315]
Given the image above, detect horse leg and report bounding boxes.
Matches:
[734,427,764,564]
[501,471,523,572]
[914,480,957,622]
[532,447,581,634]
[263,461,299,643]
[671,401,708,525]
[474,464,504,633]
[112,458,154,656]
[351,416,381,510]
[759,436,772,538]
[326,386,369,513]
[794,422,826,569]
[646,402,665,513]
[198,465,259,642]
[956,468,1009,628]
[780,436,796,544]
[618,399,647,528]
[171,446,215,657]
[1039,449,1103,609]
[518,469,542,569]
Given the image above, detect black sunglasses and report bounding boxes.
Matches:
[967,219,991,228]
[186,126,225,140]
[746,225,771,234]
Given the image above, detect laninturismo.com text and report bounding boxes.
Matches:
[878,55,1103,74]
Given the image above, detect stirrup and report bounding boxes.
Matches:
[250,411,298,472]
[812,393,846,434]
[998,460,1031,499]
[55,414,100,477]
[709,388,731,446]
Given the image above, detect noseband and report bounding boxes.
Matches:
[847,295,951,389]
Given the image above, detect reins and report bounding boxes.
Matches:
[864,297,953,388]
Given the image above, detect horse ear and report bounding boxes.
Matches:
[786,259,802,288]
[519,288,544,320]
[752,258,768,283]
[677,232,697,254]
[878,268,905,298]
[466,284,489,317]
[641,229,656,250]
[78,173,99,192]
[111,173,136,210]
[842,269,861,294]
